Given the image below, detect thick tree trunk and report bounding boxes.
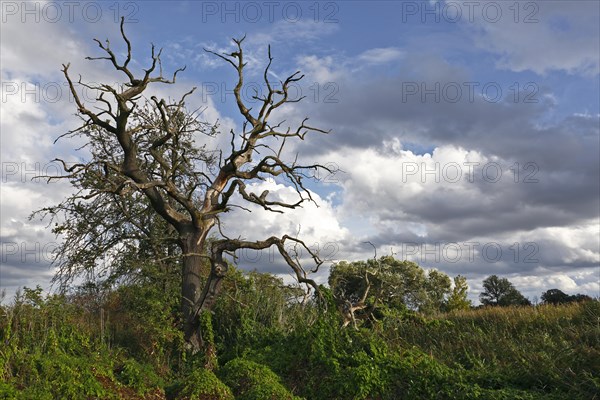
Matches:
[180,226,228,358]
[181,231,207,354]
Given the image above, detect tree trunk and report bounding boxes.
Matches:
[181,231,207,354]
[180,227,228,360]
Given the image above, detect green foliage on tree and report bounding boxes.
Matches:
[329,256,453,319]
[541,289,592,305]
[541,289,571,305]
[480,275,531,307]
[446,275,473,312]
[423,269,452,314]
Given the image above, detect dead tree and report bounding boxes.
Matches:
[339,270,375,329]
[50,18,332,354]
[336,245,381,329]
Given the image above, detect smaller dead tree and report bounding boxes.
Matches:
[339,270,375,329]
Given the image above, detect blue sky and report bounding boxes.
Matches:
[1,1,599,303]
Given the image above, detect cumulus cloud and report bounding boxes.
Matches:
[237,32,599,299]
[1,1,598,303]
[453,0,600,76]
[219,180,351,282]
[300,136,599,299]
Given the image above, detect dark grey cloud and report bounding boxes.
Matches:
[270,51,599,296]
[282,54,599,243]
[0,233,56,299]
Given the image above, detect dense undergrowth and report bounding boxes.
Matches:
[1,271,598,399]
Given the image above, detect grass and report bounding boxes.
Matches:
[381,302,600,398]
[1,284,598,399]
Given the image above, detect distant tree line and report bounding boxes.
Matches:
[478,274,592,307]
[329,263,594,325]
[540,288,593,305]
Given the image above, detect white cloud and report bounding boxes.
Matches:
[1,16,80,80]
[165,19,339,73]
[457,0,600,76]
[324,142,488,219]
[246,19,339,46]
[526,222,600,267]
[296,55,341,83]
[358,47,404,65]
[222,180,349,245]
[304,139,599,297]
[296,46,405,84]
[219,180,351,282]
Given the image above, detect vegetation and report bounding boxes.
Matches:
[1,266,598,399]
[446,275,472,311]
[541,288,592,305]
[329,257,453,314]
[173,369,234,400]
[480,275,531,307]
[220,359,300,400]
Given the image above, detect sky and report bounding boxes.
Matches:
[1,0,599,304]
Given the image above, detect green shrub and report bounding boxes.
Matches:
[107,277,183,371]
[220,358,300,400]
[0,380,18,399]
[11,352,111,399]
[2,274,597,400]
[115,358,163,394]
[175,369,234,400]
[0,288,165,399]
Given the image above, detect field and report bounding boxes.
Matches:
[1,277,598,400]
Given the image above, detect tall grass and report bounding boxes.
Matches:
[1,280,598,399]
[0,287,165,399]
[380,302,600,398]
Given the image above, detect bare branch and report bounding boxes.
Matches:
[205,37,258,127]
